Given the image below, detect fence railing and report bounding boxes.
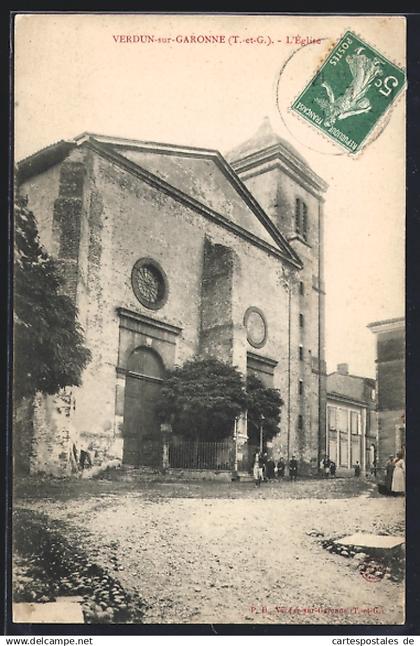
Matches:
[168,437,234,470]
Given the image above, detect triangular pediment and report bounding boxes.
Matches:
[19,133,303,267]
[118,146,280,247]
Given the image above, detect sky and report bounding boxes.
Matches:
[14,14,406,378]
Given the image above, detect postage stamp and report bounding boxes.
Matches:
[290,30,406,154]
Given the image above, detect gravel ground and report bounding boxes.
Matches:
[15,477,405,625]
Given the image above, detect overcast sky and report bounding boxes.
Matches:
[14,14,405,378]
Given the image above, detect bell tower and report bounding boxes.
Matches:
[226,118,328,471]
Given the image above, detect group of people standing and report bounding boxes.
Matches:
[384,451,405,495]
[320,455,337,478]
[252,452,298,486]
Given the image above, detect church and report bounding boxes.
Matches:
[16,118,328,477]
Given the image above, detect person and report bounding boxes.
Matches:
[79,438,93,470]
[289,455,298,481]
[372,457,377,478]
[266,456,275,480]
[391,451,405,495]
[261,451,268,481]
[322,455,331,478]
[385,455,395,493]
[277,457,285,479]
[354,461,361,477]
[253,451,264,487]
[265,457,275,480]
[330,460,336,477]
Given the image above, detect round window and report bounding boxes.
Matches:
[131,258,168,310]
[244,307,267,348]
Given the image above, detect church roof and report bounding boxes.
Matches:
[226,117,308,166]
[226,118,327,195]
[17,132,304,268]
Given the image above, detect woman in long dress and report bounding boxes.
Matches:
[391,452,405,495]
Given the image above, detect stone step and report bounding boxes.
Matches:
[334,533,405,556]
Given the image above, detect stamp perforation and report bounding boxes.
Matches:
[285,28,406,157]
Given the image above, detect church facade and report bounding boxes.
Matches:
[16,119,328,476]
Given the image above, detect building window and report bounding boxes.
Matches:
[299,281,304,296]
[302,202,308,241]
[131,257,168,310]
[299,345,304,361]
[337,408,348,433]
[299,379,303,395]
[351,411,360,435]
[328,407,337,430]
[298,414,303,430]
[295,198,309,242]
[299,313,304,328]
[295,198,301,235]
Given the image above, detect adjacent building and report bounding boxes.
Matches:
[15,118,328,476]
[368,317,405,470]
[326,363,377,476]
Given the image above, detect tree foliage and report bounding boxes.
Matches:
[14,196,91,400]
[157,356,283,443]
[157,357,247,441]
[246,373,283,446]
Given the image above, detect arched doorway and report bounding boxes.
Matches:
[122,346,164,467]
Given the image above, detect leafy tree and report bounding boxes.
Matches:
[14,196,91,401]
[245,373,283,446]
[157,357,284,444]
[157,357,247,441]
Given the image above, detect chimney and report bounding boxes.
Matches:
[337,363,349,376]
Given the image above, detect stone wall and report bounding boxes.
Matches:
[199,237,236,361]
[30,390,77,477]
[237,161,326,472]
[375,327,405,467]
[19,141,326,475]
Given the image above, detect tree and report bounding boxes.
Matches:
[245,373,283,446]
[157,357,247,441]
[14,196,91,401]
[157,357,284,444]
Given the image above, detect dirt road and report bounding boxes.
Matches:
[15,477,405,625]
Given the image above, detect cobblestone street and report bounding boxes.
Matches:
[15,477,405,625]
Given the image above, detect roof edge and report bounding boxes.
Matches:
[86,138,303,269]
[16,140,76,182]
[368,317,405,334]
[231,142,328,194]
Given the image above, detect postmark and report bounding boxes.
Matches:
[290,30,406,154]
[359,560,386,582]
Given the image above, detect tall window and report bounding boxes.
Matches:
[328,407,337,430]
[299,313,304,328]
[337,408,348,433]
[295,198,301,235]
[299,281,304,296]
[299,379,304,395]
[351,411,360,435]
[298,414,304,430]
[299,345,304,361]
[295,198,309,242]
[302,202,308,241]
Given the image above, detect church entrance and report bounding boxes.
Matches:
[122,346,164,467]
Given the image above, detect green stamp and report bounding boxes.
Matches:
[291,31,406,154]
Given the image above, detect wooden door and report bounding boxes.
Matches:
[122,347,164,466]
